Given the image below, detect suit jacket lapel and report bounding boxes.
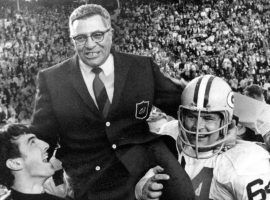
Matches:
[67,55,100,117]
[109,51,130,116]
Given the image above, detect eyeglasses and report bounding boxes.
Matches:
[72,28,111,46]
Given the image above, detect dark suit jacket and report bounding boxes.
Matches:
[32,51,194,200]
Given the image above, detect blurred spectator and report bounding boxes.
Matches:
[1,0,270,123]
[244,84,265,101]
[263,82,270,104]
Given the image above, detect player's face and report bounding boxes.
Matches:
[70,15,112,68]
[15,134,55,179]
[183,110,222,147]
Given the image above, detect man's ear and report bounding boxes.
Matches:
[70,38,76,47]
[110,28,114,37]
[6,158,23,171]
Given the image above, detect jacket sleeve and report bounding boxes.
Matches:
[31,70,60,149]
[151,59,183,118]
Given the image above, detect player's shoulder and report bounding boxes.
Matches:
[223,140,269,165]
[215,140,270,178]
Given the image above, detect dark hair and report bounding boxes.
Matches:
[0,124,32,188]
[69,4,111,36]
[244,84,264,100]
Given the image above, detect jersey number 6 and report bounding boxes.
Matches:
[246,179,270,200]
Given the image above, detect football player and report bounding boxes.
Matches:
[0,124,65,200]
[135,75,270,200]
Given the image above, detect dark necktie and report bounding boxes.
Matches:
[92,67,110,117]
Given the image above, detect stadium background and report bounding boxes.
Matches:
[0,0,270,124]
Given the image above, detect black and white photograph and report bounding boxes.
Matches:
[0,0,270,199]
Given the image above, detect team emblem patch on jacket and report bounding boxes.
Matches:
[135,101,150,119]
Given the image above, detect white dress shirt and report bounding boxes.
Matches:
[79,54,114,107]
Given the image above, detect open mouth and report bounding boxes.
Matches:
[191,134,208,138]
[188,134,208,141]
[198,134,208,138]
[42,153,49,163]
[85,51,99,58]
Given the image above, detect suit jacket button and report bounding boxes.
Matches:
[95,166,101,171]
[112,144,117,149]
[106,122,110,127]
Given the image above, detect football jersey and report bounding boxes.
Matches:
[162,121,219,199]
[179,147,218,200]
[210,140,270,200]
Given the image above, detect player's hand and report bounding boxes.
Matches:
[135,166,170,200]
[49,156,62,171]
[0,188,11,200]
[163,73,189,89]
[49,143,62,171]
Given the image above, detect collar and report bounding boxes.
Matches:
[79,54,114,76]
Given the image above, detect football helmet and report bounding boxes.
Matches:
[177,75,234,159]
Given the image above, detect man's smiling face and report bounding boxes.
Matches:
[70,15,113,68]
[14,133,55,178]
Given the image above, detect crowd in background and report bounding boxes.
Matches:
[0,0,270,123]
[115,0,270,87]
[0,2,74,123]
